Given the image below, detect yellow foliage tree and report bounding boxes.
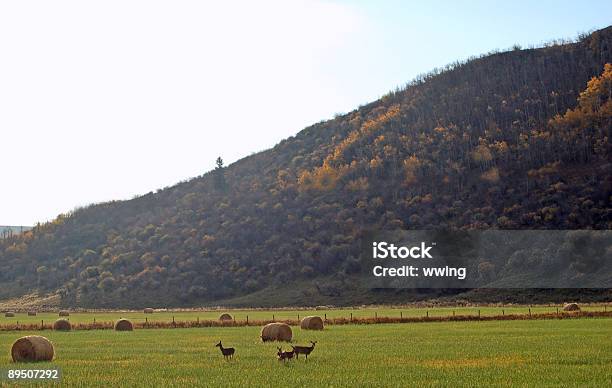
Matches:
[402,155,421,185]
[551,63,612,129]
[298,162,340,192]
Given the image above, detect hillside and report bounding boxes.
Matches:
[1,27,611,308]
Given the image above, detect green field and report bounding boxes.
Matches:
[1,305,608,326]
[1,318,610,387]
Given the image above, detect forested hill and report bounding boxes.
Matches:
[1,27,611,308]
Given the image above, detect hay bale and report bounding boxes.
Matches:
[219,313,233,321]
[4,312,15,317]
[300,316,324,330]
[143,308,154,314]
[28,311,37,316]
[260,322,292,342]
[315,305,329,310]
[58,310,70,317]
[114,318,134,331]
[53,319,72,331]
[563,303,580,312]
[11,335,54,362]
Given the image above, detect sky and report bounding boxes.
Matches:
[1,0,610,226]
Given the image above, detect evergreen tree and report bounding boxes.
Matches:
[214,156,226,191]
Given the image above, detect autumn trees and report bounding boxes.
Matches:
[0,28,610,307]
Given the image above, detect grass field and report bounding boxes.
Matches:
[1,318,610,387]
[1,305,608,326]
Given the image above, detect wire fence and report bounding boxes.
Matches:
[1,309,610,331]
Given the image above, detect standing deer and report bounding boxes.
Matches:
[277,347,294,362]
[215,341,235,360]
[291,341,317,360]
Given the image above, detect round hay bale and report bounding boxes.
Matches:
[27,311,37,316]
[219,313,233,321]
[300,316,324,330]
[4,312,15,317]
[563,303,580,312]
[114,318,134,331]
[53,319,72,331]
[58,310,70,317]
[143,308,154,314]
[11,335,54,362]
[260,322,292,342]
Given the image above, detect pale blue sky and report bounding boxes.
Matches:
[330,0,612,105]
[1,1,610,225]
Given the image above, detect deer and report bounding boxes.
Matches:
[215,341,235,360]
[277,347,294,362]
[291,341,316,360]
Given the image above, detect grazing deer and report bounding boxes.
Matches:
[277,347,294,362]
[215,341,235,360]
[291,341,316,360]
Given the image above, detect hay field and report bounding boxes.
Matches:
[0,305,607,326]
[1,319,610,386]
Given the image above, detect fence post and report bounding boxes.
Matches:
[529,308,531,317]
[324,313,327,321]
[273,314,275,321]
[350,312,353,322]
[478,310,481,318]
[426,310,429,318]
[173,316,175,327]
[453,310,455,317]
[145,317,148,327]
[297,314,299,321]
[400,311,402,319]
[41,320,44,330]
[502,310,504,316]
[246,315,249,324]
